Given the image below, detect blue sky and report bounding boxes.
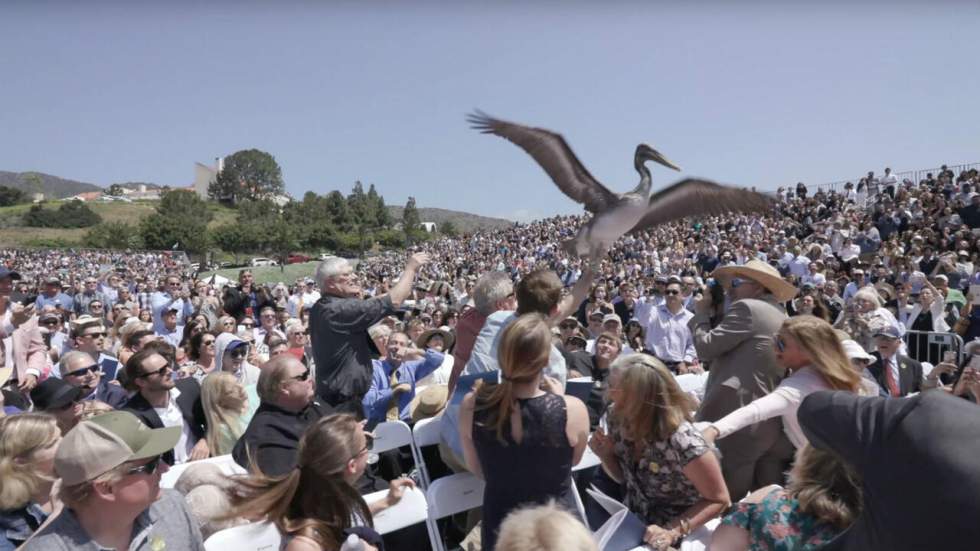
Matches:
[2,1,978,221]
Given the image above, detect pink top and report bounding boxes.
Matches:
[711,366,829,449]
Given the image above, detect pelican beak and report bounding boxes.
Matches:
[650,150,681,171]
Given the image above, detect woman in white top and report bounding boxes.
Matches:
[701,316,862,450]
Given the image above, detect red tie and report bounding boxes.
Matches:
[885,359,901,397]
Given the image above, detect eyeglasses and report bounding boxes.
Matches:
[138,364,171,378]
[289,369,310,382]
[65,364,100,378]
[126,455,163,476]
[664,290,681,296]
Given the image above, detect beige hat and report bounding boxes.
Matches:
[841,339,874,362]
[409,385,449,423]
[712,260,799,302]
[56,411,181,486]
[416,328,455,352]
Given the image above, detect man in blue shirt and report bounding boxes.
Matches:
[150,275,193,335]
[362,331,443,425]
[35,276,74,313]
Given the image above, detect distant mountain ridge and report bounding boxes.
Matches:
[0,171,102,198]
[387,205,512,233]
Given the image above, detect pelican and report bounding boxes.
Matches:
[467,111,772,262]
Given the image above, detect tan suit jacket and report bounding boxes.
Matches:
[0,316,50,383]
[688,294,790,498]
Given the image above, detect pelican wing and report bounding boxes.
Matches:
[628,179,773,233]
[467,111,618,213]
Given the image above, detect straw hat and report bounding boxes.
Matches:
[712,260,799,302]
[416,328,455,352]
[409,385,449,423]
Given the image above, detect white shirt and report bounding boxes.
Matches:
[788,255,811,278]
[712,366,829,449]
[840,244,861,262]
[287,290,321,317]
[152,388,195,464]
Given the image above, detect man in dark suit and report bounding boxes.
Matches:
[798,390,980,550]
[867,323,922,397]
[123,348,208,465]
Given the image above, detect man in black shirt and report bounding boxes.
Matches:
[310,253,429,415]
[233,355,332,476]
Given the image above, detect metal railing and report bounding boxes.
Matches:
[903,330,964,367]
[812,162,980,195]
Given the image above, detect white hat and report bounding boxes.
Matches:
[841,339,874,362]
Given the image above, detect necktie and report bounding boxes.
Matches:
[885,358,901,397]
[386,367,401,421]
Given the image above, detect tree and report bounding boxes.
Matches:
[347,181,370,226]
[0,185,27,207]
[83,222,144,249]
[139,190,212,254]
[440,220,458,237]
[209,149,285,205]
[402,196,420,233]
[367,184,391,228]
[211,223,261,264]
[324,190,353,231]
[23,200,101,228]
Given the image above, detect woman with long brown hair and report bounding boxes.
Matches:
[589,355,730,550]
[702,315,863,450]
[711,444,862,550]
[225,413,413,551]
[458,313,590,551]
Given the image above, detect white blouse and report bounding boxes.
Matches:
[711,366,829,449]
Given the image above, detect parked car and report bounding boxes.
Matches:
[287,254,312,264]
[249,257,278,267]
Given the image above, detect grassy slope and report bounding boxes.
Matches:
[0,201,237,247]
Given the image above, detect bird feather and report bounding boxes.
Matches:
[628,179,772,233]
[467,111,619,213]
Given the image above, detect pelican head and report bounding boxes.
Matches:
[634,144,681,172]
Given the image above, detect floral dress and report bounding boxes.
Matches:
[719,487,841,550]
[610,419,711,526]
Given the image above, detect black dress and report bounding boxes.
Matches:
[472,390,577,551]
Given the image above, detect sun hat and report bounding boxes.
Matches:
[841,339,874,362]
[416,328,455,351]
[30,378,83,411]
[55,411,181,486]
[409,385,449,423]
[712,259,799,302]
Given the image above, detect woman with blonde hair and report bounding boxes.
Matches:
[201,372,258,456]
[711,444,862,550]
[0,413,62,549]
[589,354,730,550]
[494,501,598,551]
[225,413,413,551]
[702,315,863,451]
[460,313,590,551]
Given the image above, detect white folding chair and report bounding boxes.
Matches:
[372,420,425,482]
[160,454,248,489]
[425,473,485,551]
[411,415,444,489]
[204,521,281,551]
[364,486,429,535]
[569,477,588,523]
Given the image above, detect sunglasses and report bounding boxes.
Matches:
[42,319,61,326]
[289,369,311,382]
[229,348,248,359]
[774,335,787,352]
[65,364,100,378]
[126,455,163,476]
[203,339,216,346]
[82,332,107,339]
[559,323,578,330]
[730,277,746,289]
[138,364,171,378]
[664,290,681,296]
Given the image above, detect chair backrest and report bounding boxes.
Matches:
[372,420,414,454]
[412,415,443,448]
[204,521,282,551]
[160,454,248,489]
[367,486,429,535]
[425,472,485,520]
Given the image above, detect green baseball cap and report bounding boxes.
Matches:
[55,411,181,486]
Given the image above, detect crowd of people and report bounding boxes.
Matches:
[2,165,980,550]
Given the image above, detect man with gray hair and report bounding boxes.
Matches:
[60,350,129,408]
[446,271,516,394]
[310,253,429,415]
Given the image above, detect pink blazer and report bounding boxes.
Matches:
[2,317,51,382]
